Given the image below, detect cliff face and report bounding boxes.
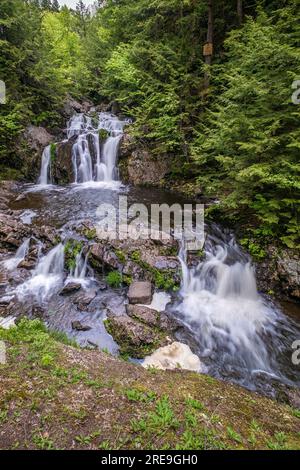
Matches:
[119,134,173,186]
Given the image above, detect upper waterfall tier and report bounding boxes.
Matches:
[69,112,127,184]
[38,112,128,186]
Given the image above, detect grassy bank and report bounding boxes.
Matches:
[0,319,299,450]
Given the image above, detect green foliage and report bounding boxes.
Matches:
[64,239,83,271]
[105,270,123,288]
[192,6,300,248]
[50,143,56,162]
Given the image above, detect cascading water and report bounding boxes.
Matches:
[15,243,65,302]
[175,227,300,391]
[3,238,30,271]
[39,145,52,185]
[71,250,88,280]
[69,112,126,184]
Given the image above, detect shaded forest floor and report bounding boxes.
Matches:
[0,320,299,450]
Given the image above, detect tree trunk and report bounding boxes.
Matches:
[237,0,243,25]
[204,0,214,89]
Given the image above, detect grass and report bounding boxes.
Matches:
[106,270,123,288]
[0,319,300,450]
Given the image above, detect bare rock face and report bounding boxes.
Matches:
[127,281,153,305]
[25,126,54,152]
[119,134,173,186]
[62,97,93,117]
[255,246,300,302]
[277,252,300,300]
[22,126,55,180]
[53,137,76,184]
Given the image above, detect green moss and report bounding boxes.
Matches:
[84,228,97,240]
[115,249,126,264]
[99,128,109,141]
[50,143,57,162]
[106,270,123,288]
[64,239,83,271]
[128,251,179,291]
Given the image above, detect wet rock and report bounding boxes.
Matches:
[71,320,92,332]
[18,259,36,270]
[0,213,31,249]
[73,289,97,310]
[60,282,81,295]
[105,313,169,359]
[90,243,122,271]
[255,246,300,302]
[126,304,159,327]
[98,281,108,291]
[122,261,144,279]
[128,281,153,305]
[126,304,179,333]
[142,342,204,372]
[53,137,76,184]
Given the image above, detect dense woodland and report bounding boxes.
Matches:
[0,0,300,249]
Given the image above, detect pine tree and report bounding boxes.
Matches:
[52,0,60,12]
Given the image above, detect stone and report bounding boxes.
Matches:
[53,137,76,184]
[105,313,166,358]
[73,289,97,310]
[119,135,173,186]
[126,304,159,327]
[143,342,204,372]
[71,320,91,332]
[127,281,153,305]
[60,282,81,295]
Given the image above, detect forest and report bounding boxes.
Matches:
[1,0,299,249]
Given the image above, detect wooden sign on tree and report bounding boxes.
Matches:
[203,42,213,57]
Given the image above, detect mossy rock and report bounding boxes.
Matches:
[104,315,169,359]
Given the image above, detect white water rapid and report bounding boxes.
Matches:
[3,239,30,271]
[176,227,300,389]
[15,243,65,302]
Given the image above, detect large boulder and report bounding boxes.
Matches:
[105,312,171,359]
[62,97,93,118]
[126,304,178,332]
[127,281,153,305]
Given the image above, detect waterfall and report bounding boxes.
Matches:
[70,112,126,184]
[15,244,65,302]
[176,232,290,380]
[70,250,88,280]
[3,239,30,271]
[38,111,127,186]
[39,145,51,185]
